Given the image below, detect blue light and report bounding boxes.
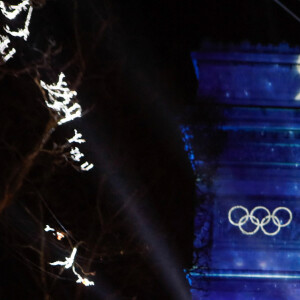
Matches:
[180,125,196,172]
[189,270,300,280]
[186,46,300,299]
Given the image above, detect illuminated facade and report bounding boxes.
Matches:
[183,44,300,299]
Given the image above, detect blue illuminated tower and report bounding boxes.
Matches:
[183,44,300,299]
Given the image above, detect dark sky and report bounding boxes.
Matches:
[2,1,300,299]
[113,0,300,106]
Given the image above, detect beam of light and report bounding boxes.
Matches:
[272,0,300,24]
[68,129,86,144]
[102,175,191,300]
[4,5,33,41]
[70,147,84,162]
[0,0,29,20]
[123,199,190,300]
[40,73,81,125]
[50,247,77,269]
[80,161,94,171]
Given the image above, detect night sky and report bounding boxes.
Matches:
[1,0,300,299]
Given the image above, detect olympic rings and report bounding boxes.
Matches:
[228,206,293,236]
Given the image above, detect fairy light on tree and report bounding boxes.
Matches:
[0,0,30,20]
[40,73,81,125]
[73,266,95,286]
[40,73,94,172]
[0,0,96,291]
[68,129,86,144]
[0,35,16,62]
[0,0,33,62]
[44,225,55,232]
[50,247,78,269]
[80,161,94,171]
[47,241,95,286]
[70,147,84,162]
[4,5,33,41]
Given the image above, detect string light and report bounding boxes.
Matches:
[68,129,86,144]
[1,0,95,289]
[70,147,84,162]
[0,35,16,62]
[56,232,65,241]
[0,0,30,20]
[44,224,55,232]
[50,246,95,286]
[50,247,77,269]
[0,0,33,62]
[81,161,94,171]
[4,5,33,41]
[72,266,95,286]
[40,73,82,125]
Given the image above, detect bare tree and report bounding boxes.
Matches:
[0,1,194,299]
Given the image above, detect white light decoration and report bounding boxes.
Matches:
[3,47,16,62]
[50,247,77,269]
[0,35,10,53]
[56,232,65,241]
[1,0,95,289]
[40,73,82,125]
[41,74,94,170]
[81,161,94,171]
[72,266,95,286]
[70,147,84,162]
[44,225,55,232]
[0,35,16,62]
[44,225,65,240]
[4,5,33,41]
[0,0,30,20]
[50,247,95,287]
[68,129,86,144]
[0,0,32,62]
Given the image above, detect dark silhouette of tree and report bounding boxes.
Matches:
[0,1,194,299]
